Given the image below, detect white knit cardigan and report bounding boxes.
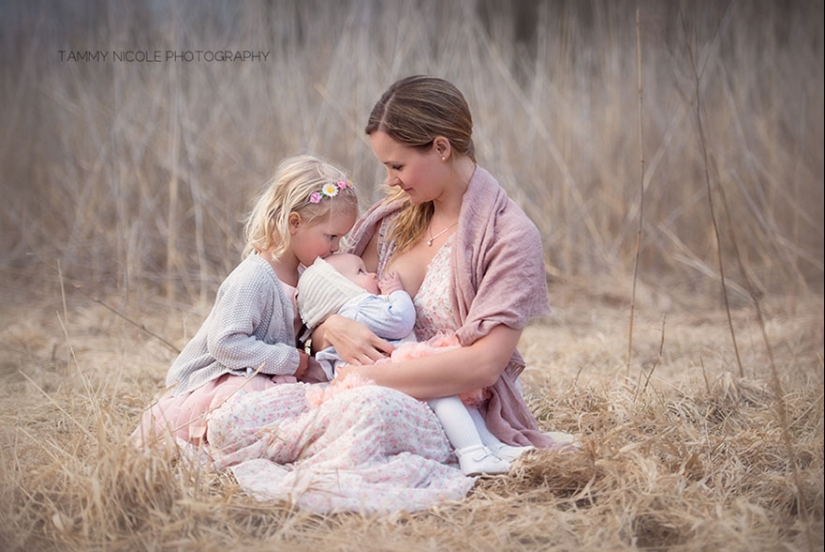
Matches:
[165,253,300,396]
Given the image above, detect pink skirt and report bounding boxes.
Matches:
[131,373,292,447]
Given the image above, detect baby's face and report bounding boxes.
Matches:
[326,253,380,294]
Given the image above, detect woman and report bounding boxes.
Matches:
[318,75,554,447]
[206,76,561,514]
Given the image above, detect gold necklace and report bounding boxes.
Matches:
[427,221,458,246]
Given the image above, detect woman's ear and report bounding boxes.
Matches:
[288,212,303,235]
[433,136,451,160]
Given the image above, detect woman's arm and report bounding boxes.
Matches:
[338,324,522,400]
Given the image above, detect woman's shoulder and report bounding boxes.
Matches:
[501,196,541,235]
[471,166,541,236]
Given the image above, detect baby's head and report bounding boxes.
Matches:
[297,254,378,330]
[324,254,379,294]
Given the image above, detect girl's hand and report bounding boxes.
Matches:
[293,350,310,380]
[301,356,330,384]
[312,314,394,365]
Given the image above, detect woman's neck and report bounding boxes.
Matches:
[432,156,475,221]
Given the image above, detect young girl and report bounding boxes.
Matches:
[131,154,359,447]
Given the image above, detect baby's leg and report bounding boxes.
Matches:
[427,396,481,449]
[467,407,503,447]
[427,396,509,476]
[468,406,535,462]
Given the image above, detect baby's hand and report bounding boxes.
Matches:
[378,271,404,295]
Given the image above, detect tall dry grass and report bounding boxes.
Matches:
[1,0,821,302]
[1,0,823,550]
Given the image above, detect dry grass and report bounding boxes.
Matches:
[0,286,822,551]
[2,0,822,298]
[1,0,823,550]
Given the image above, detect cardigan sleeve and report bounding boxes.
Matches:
[203,262,301,377]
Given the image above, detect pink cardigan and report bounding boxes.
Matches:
[346,165,555,447]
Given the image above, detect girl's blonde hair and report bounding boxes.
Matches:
[365,75,476,254]
[243,154,358,259]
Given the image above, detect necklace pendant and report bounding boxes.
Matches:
[427,220,457,247]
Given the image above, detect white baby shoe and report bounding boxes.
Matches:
[491,443,536,463]
[454,444,511,476]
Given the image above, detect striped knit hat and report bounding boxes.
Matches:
[297,257,366,330]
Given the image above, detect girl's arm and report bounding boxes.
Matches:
[207,261,302,376]
[337,324,522,400]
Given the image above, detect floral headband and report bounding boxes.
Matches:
[309,179,354,204]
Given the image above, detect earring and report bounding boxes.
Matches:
[441,157,445,161]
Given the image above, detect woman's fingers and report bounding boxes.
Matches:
[349,349,384,366]
[343,328,392,365]
[313,314,395,365]
[366,336,394,362]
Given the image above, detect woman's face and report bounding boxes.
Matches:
[369,130,445,205]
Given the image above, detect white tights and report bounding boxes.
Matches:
[427,396,504,451]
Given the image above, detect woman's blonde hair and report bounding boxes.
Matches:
[365,75,475,254]
[243,154,358,259]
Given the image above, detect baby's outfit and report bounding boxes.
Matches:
[314,290,417,381]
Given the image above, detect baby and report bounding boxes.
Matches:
[297,253,533,475]
[297,253,414,380]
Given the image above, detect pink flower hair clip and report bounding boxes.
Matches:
[309,179,354,203]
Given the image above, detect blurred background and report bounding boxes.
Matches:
[1,0,822,309]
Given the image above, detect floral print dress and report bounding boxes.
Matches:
[206,232,474,514]
[410,236,457,340]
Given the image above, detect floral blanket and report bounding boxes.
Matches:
[205,383,475,514]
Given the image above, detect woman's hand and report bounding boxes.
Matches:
[312,314,395,365]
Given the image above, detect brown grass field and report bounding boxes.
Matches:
[1,1,823,550]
